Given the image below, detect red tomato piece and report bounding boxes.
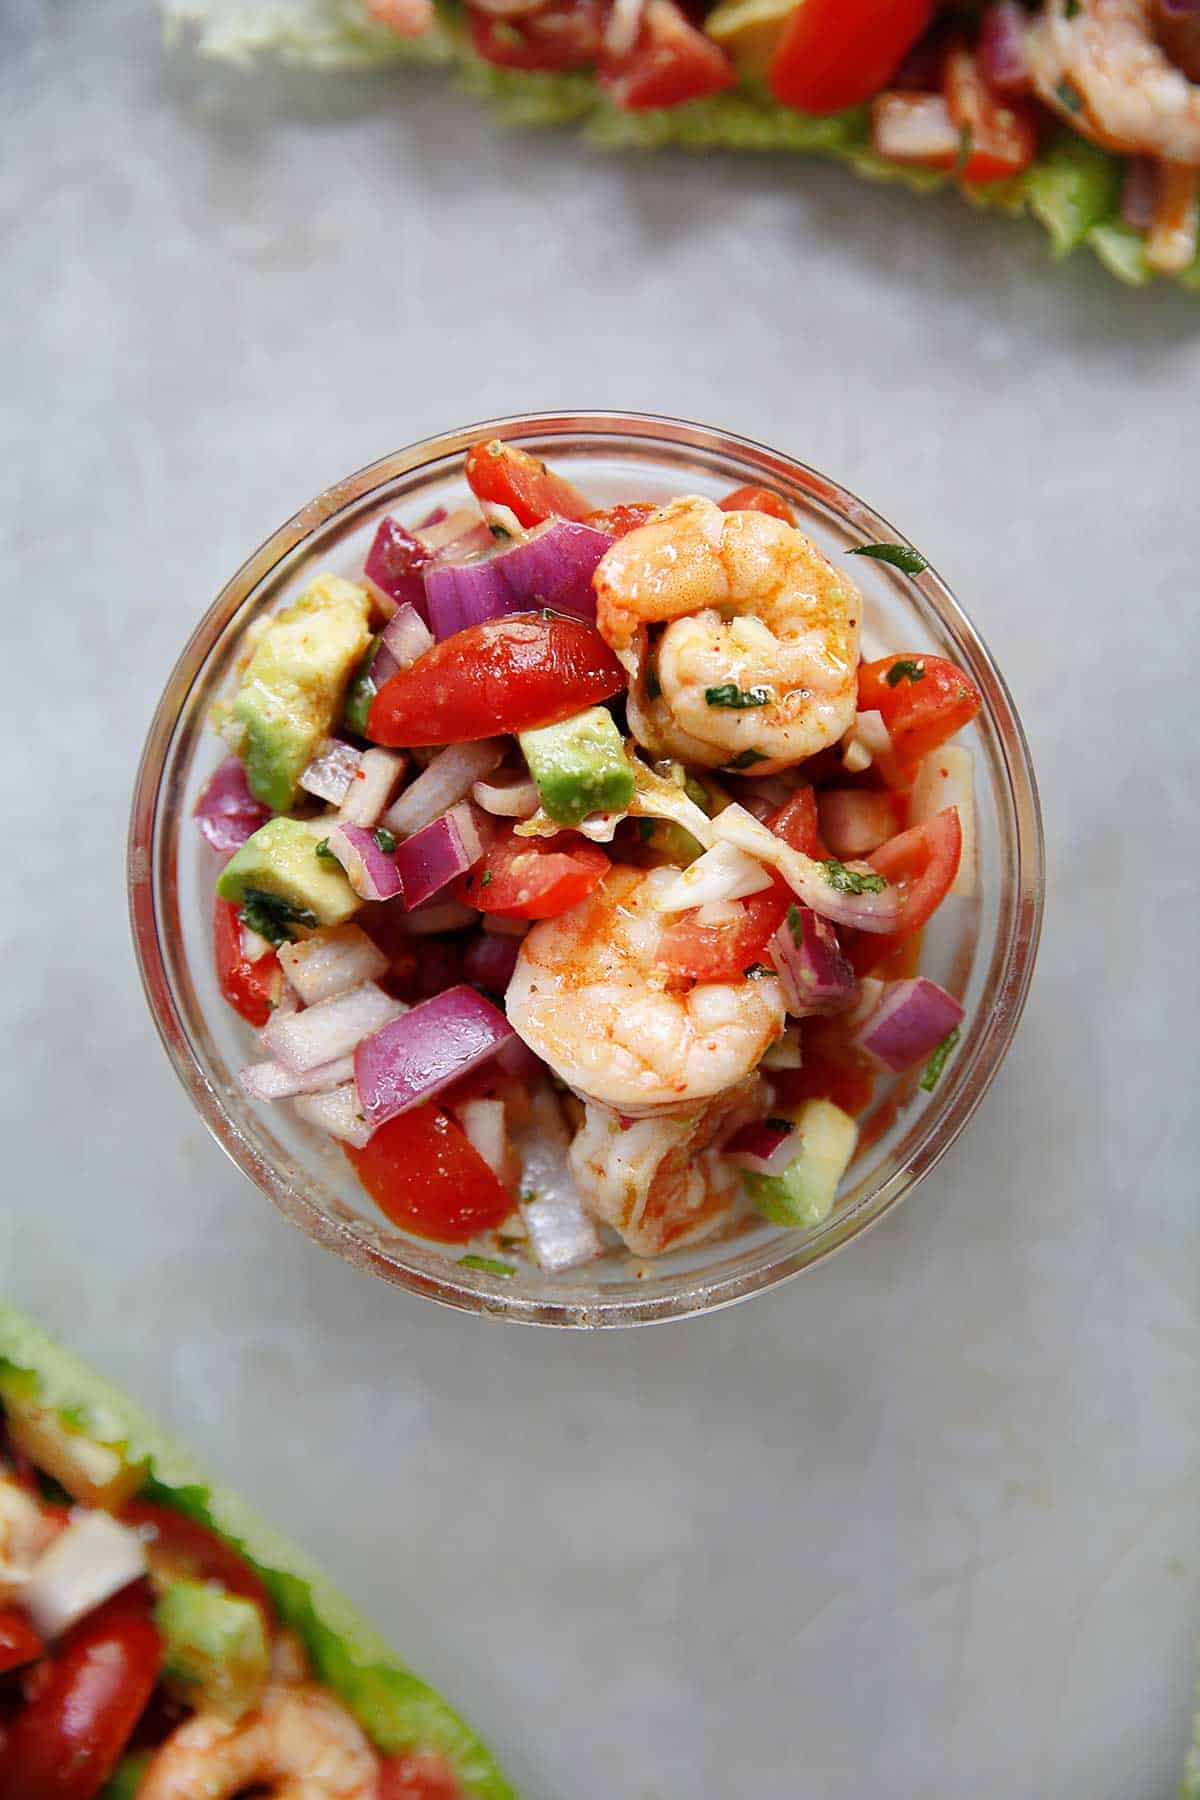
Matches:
[379,1754,464,1800]
[344,1105,512,1243]
[469,1,603,69]
[856,653,982,778]
[456,826,610,920]
[0,1595,161,1800]
[846,807,961,974]
[213,897,282,1027]
[0,1608,42,1675]
[464,440,591,528]
[718,485,797,525]
[598,0,736,109]
[584,503,659,538]
[658,887,790,982]
[120,1501,273,1625]
[770,0,934,113]
[766,786,824,859]
[944,47,1038,183]
[367,615,626,747]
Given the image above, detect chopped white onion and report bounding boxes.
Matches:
[24,1512,146,1641]
[417,504,488,552]
[292,1082,373,1148]
[454,1097,512,1181]
[512,1088,603,1272]
[479,500,525,537]
[240,924,275,964]
[337,748,408,828]
[471,774,539,819]
[908,744,977,897]
[714,803,902,933]
[762,1025,803,1070]
[278,924,389,1005]
[575,812,625,843]
[382,741,505,838]
[261,982,406,1074]
[239,1053,356,1101]
[604,0,645,56]
[651,841,774,913]
[627,759,716,849]
[299,739,362,805]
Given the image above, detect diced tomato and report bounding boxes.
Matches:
[0,1594,161,1800]
[856,653,982,779]
[456,826,610,920]
[659,887,790,982]
[213,897,282,1027]
[367,615,626,747]
[766,786,824,859]
[469,1,603,70]
[120,1501,273,1625]
[0,1609,42,1675]
[598,0,736,109]
[344,1105,512,1243]
[584,503,659,538]
[378,1754,463,1800]
[719,485,797,525]
[944,47,1038,182]
[770,0,934,114]
[464,440,591,528]
[771,1028,877,1117]
[846,807,961,974]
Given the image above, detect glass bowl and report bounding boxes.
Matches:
[128,412,1043,1328]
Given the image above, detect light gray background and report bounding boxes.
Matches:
[3,4,1198,1795]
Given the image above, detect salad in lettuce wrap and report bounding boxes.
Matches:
[164,0,1200,289]
[0,1304,515,1799]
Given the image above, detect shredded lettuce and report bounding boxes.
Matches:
[0,1305,515,1799]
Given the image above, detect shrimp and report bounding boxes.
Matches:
[569,1077,766,1254]
[138,1682,379,1800]
[593,496,861,775]
[1028,0,1200,165]
[506,865,785,1114]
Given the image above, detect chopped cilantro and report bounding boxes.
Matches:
[238,888,318,945]
[315,837,337,863]
[372,826,397,853]
[480,869,493,887]
[920,1025,962,1093]
[1055,77,1084,113]
[847,542,929,575]
[727,749,768,770]
[458,1255,515,1277]
[821,860,887,896]
[885,659,926,687]
[786,902,804,942]
[489,523,511,541]
[743,961,773,979]
[704,682,774,710]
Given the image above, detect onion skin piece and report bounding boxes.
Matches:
[853,977,964,1074]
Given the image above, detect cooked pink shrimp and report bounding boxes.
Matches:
[594,496,861,776]
[138,1682,379,1800]
[1028,0,1200,163]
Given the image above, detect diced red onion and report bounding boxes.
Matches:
[382,741,504,838]
[364,516,434,618]
[463,931,521,994]
[381,602,435,670]
[1122,156,1160,232]
[423,519,613,640]
[398,898,479,936]
[391,802,487,909]
[291,1082,373,1148]
[512,1087,603,1271]
[892,30,946,91]
[326,822,404,903]
[278,924,388,1004]
[1162,0,1200,15]
[853,978,965,1074]
[194,757,270,854]
[724,1117,800,1180]
[355,985,514,1130]
[299,739,363,806]
[337,748,408,829]
[407,937,465,1000]
[978,2,1031,92]
[817,789,899,859]
[714,804,902,933]
[472,774,539,819]
[263,981,406,1074]
[768,906,856,1016]
[871,92,960,164]
[239,1052,356,1101]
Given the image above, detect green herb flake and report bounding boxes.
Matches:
[786,902,804,943]
[847,542,929,575]
[765,1117,794,1134]
[238,889,318,945]
[372,826,397,854]
[488,523,511,541]
[885,659,926,688]
[479,869,493,887]
[821,860,888,896]
[704,683,774,710]
[920,1025,962,1093]
[315,837,337,863]
[743,961,773,979]
[1055,77,1084,114]
[727,749,768,770]
[458,1255,515,1277]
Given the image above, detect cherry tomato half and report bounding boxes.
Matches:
[464,440,591,528]
[584,503,659,538]
[0,1608,43,1675]
[944,47,1038,183]
[847,806,962,975]
[378,1754,464,1799]
[856,652,982,779]
[658,887,790,982]
[770,0,934,114]
[213,897,282,1027]
[719,485,797,524]
[344,1105,513,1243]
[456,826,610,920]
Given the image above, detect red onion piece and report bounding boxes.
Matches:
[497,1035,544,1081]
[383,741,505,838]
[364,516,434,618]
[355,985,514,1130]
[1122,156,1160,232]
[713,804,903,934]
[853,978,965,1074]
[817,789,899,860]
[392,803,487,909]
[326,823,404,903]
[239,1052,356,1101]
[299,739,362,806]
[407,937,465,1000]
[768,906,856,1016]
[423,519,613,640]
[381,602,434,669]
[277,925,388,1005]
[194,757,270,854]
[724,1117,799,1179]
[978,2,1031,92]
[263,981,406,1074]
[463,931,521,994]
[337,748,408,830]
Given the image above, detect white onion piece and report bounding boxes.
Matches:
[278,925,388,1005]
[397,899,478,935]
[842,710,905,786]
[240,924,275,964]
[575,812,625,843]
[652,842,774,914]
[418,504,488,551]
[455,1097,512,1182]
[262,982,406,1074]
[380,603,434,670]
[908,745,977,897]
[604,0,644,56]
[337,749,408,829]
[512,1088,603,1272]
[627,759,716,849]
[871,91,961,163]
[24,1513,146,1641]
[299,740,362,805]
[383,741,505,838]
[762,1026,803,1070]
[817,789,898,860]
[239,1053,356,1101]
[472,775,539,819]
[844,977,885,1032]
[479,500,525,536]
[713,804,903,933]
[292,1083,372,1148]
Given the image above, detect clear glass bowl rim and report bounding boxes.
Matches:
[128,410,1045,1328]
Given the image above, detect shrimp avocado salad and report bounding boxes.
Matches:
[196,441,981,1272]
[167,0,1200,290]
[0,1304,513,1800]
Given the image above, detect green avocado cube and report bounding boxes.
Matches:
[98,1754,152,1800]
[216,817,360,932]
[155,1578,270,1722]
[742,1098,858,1229]
[519,707,634,828]
[232,575,372,812]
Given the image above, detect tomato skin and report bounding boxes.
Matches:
[378,1754,463,1800]
[213,899,282,1027]
[119,1502,272,1624]
[719,485,797,525]
[0,1595,161,1800]
[367,615,626,747]
[944,47,1038,182]
[847,807,961,973]
[598,0,736,109]
[456,827,609,920]
[584,503,659,538]
[0,1608,43,1675]
[766,786,824,859]
[659,887,790,982]
[770,0,934,113]
[856,653,982,778]
[464,440,591,528]
[344,1105,512,1243]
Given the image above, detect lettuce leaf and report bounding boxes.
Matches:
[0,1304,516,1799]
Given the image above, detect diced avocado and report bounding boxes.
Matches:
[232,575,372,811]
[1024,130,1122,257]
[216,817,359,931]
[98,1754,152,1800]
[519,708,635,828]
[705,0,791,74]
[155,1577,270,1723]
[637,817,705,865]
[742,1098,858,1229]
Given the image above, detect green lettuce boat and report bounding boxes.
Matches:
[0,1302,516,1799]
